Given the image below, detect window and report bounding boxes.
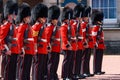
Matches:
[91,0,117,23]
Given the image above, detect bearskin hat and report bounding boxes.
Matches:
[61,7,73,21]
[83,6,91,17]
[48,5,60,22]
[4,0,18,19]
[31,3,48,22]
[0,0,3,13]
[91,10,104,25]
[73,3,84,18]
[16,3,31,23]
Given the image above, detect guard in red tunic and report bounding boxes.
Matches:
[0,0,3,79]
[60,7,75,80]
[31,3,48,80]
[81,6,94,77]
[0,1,18,80]
[91,10,105,75]
[73,3,86,79]
[46,5,60,80]
[16,3,34,80]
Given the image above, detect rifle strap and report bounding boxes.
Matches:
[5,23,14,44]
[38,23,46,42]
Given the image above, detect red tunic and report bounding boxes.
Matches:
[10,25,19,54]
[87,27,94,49]
[0,21,11,50]
[60,22,69,50]
[81,21,87,43]
[76,21,85,50]
[32,22,48,54]
[60,21,77,51]
[92,25,105,49]
[70,20,77,51]
[0,21,19,54]
[17,23,35,55]
[46,23,61,53]
[0,25,2,51]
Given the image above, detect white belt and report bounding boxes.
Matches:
[41,39,47,42]
[92,32,97,36]
[101,37,104,40]
[82,28,86,32]
[78,37,83,39]
[27,38,34,41]
[71,37,76,40]
[55,38,60,41]
[13,38,18,40]
[89,34,92,36]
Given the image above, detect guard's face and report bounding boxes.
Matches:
[23,16,30,23]
[83,17,89,23]
[40,17,47,24]
[51,19,58,25]
[8,14,17,22]
[79,18,83,23]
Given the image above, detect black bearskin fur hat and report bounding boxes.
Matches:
[0,0,3,13]
[16,3,31,23]
[91,10,104,25]
[73,3,84,18]
[48,5,60,22]
[83,6,91,17]
[31,3,48,22]
[61,7,73,21]
[4,0,18,19]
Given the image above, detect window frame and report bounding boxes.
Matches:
[90,0,117,24]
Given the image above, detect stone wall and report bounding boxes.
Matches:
[104,41,120,55]
[104,29,120,54]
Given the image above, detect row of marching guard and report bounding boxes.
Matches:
[0,0,106,80]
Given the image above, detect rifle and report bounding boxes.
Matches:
[77,12,82,35]
[97,25,103,41]
[66,13,72,48]
[37,22,47,48]
[95,25,103,47]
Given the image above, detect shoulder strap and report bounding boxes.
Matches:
[24,24,29,39]
[96,26,103,40]
[67,23,71,42]
[37,23,46,42]
[5,24,14,44]
[86,24,90,38]
[50,26,58,42]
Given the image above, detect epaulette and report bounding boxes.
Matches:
[20,23,23,26]
[47,23,52,27]
[73,21,77,25]
[61,22,67,26]
[4,21,9,25]
[35,22,40,25]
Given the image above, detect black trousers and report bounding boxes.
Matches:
[47,52,60,80]
[93,49,104,73]
[32,54,38,80]
[1,54,7,78]
[74,50,84,75]
[82,48,92,74]
[19,54,33,80]
[16,55,24,79]
[62,50,74,78]
[3,54,10,80]
[6,54,18,80]
[36,54,48,80]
